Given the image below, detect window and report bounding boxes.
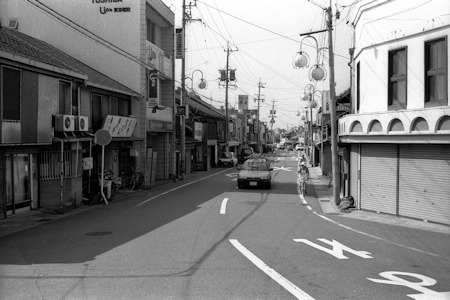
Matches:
[425,37,447,106]
[91,93,130,130]
[59,81,71,114]
[356,62,360,113]
[388,48,407,110]
[1,67,21,121]
[147,19,155,43]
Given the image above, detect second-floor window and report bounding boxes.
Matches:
[425,37,447,107]
[59,80,72,115]
[388,47,407,110]
[1,66,21,121]
[91,94,130,130]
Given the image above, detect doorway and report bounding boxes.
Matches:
[5,153,38,214]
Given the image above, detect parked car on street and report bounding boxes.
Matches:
[218,152,238,167]
[237,159,273,189]
[295,144,304,151]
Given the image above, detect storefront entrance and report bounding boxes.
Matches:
[5,153,38,214]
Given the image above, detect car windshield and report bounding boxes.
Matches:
[220,152,231,158]
[242,161,269,171]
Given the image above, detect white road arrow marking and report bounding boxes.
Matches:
[272,166,293,171]
[230,239,315,300]
[225,173,239,178]
[293,238,373,259]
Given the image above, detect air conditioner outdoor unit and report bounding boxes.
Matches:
[75,116,88,131]
[55,114,75,132]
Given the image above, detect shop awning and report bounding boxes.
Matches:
[53,131,94,142]
[111,136,143,142]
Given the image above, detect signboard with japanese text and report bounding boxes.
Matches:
[322,90,331,114]
[194,122,203,141]
[238,95,249,110]
[102,115,137,137]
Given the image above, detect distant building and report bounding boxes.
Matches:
[339,0,450,225]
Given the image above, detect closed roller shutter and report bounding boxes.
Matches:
[361,144,397,214]
[399,144,450,225]
[350,144,359,207]
[0,149,5,219]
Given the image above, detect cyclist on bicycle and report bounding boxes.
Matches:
[298,161,310,195]
[300,154,307,165]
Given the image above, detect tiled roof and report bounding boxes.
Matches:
[0,27,81,73]
[0,27,140,97]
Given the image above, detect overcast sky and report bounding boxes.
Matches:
[161,0,356,129]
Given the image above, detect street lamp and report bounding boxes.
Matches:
[293,35,327,82]
[187,69,207,98]
[301,84,320,165]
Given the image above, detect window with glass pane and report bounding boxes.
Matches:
[110,97,118,115]
[59,81,71,114]
[2,67,21,120]
[425,38,447,106]
[388,48,407,110]
[91,94,102,129]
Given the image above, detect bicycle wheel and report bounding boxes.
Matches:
[123,176,135,190]
[135,174,144,189]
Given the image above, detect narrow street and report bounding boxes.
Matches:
[1,151,449,299]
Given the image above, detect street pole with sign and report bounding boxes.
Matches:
[95,129,112,205]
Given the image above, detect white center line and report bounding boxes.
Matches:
[229,239,315,300]
[220,198,229,215]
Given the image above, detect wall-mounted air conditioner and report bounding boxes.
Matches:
[55,114,75,132]
[75,116,88,131]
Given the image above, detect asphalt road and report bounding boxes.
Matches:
[0,151,449,299]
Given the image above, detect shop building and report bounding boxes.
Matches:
[0,26,142,218]
[0,0,176,183]
[339,0,450,225]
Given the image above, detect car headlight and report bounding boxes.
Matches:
[260,176,271,180]
[239,175,247,179]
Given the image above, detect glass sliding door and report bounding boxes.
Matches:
[5,153,38,214]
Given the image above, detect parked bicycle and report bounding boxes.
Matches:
[123,167,144,190]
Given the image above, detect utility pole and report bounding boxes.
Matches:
[223,42,237,152]
[270,99,276,145]
[327,2,339,204]
[180,0,187,177]
[255,79,265,153]
[180,0,199,177]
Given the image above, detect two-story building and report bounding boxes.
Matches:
[338,0,450,225]
[0,0,176,183]
[0,26,139,217]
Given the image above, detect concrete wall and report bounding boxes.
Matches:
[352,0,450,114]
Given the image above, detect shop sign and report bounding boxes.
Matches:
[322,90,331,114]
[91,0,131,15]
[102,115,137,137]
[194,122,203,141]
[148,120,174,132]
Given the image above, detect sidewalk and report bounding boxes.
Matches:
[0,169,216,239]
[308,166,450,235]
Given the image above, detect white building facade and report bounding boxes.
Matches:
[339,0,450,225]
[0,0,176,182]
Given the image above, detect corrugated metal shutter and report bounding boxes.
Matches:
[350,144,359,207]
[0,148,5,219]
[399,144,450,225]
[361,144,397,214]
